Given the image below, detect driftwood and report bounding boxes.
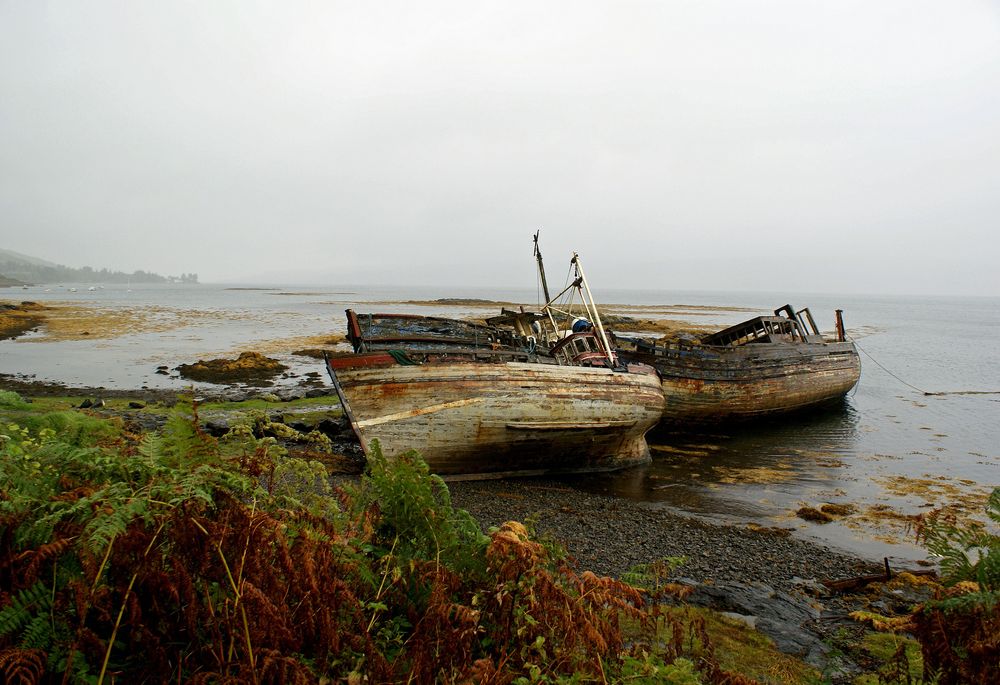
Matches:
[822,557,937,593]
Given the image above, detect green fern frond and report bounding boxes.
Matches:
[158,397,219,466]
[0,582,50,638]
[360,441,487,572]
[987,488,1000,526]
[920,487,1000,591]
[924,589,1000,614]
[18,614,55,651]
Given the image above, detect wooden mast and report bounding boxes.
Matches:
[533,230,552,305]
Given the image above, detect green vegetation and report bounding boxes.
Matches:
[2,390,996,684]
[853,633,923,685]
[0,393,758,683]
[199,394,338,413]
[909,489,1000,684]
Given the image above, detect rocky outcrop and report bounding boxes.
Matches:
[176,351,288,385]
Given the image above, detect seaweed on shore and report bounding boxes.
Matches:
[0,301,46,340]
[175,351,288,385]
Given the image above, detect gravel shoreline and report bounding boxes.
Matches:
[449,478,881,588]
[450,477,892,677]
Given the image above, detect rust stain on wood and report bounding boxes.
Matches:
[328,357,664,478]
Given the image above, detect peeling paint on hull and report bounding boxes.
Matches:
[327,357,665,478]
[621,341,861,422]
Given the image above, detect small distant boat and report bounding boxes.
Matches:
[68,287,77,292]
[325,242,664,478]
[87,286,96,291]
[615,305,861,423]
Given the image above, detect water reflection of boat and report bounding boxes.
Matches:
[615,305,861,423]
[325,248,664,479]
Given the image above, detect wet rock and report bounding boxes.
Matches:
[791,576,831,598]
[129,414,166,432]
[276,388,305,402]
[204,420,230,437]
[128,400,146,409]
[720,611,758,629]
[155,366,170,375]
[79,399,93,408]
[305,388,330,398]
[685,581,829,666]
[317,417,347,438]
[865,573,939,613]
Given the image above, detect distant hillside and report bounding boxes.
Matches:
[0,274,27,287]
[0,248,197,285]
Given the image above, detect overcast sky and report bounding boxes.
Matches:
[2,1,998,296]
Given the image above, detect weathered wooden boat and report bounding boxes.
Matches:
[325,248,664,479]
[614,305,861,423]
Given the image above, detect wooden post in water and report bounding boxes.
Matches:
[835,309,846,342]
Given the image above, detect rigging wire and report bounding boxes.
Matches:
[849,335,1000,397]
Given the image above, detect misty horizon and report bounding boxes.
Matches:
[5,241,1000,300]
[3,2,998,298]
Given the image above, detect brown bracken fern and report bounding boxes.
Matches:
[1,392,764,683]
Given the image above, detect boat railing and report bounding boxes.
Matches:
[701,314,808,347]
[354,335,504,348]
[347,308,529,353]
[332,345,551,367]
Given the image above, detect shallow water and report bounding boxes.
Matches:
[4,282,999,564]
[570,292,1000,563]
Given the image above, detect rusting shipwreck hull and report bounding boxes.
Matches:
[326,310,664,479]
[615,305,861,423]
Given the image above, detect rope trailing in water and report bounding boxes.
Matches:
[849,335,1000,396]
[922,390,1000,396]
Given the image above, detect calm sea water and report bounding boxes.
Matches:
[3,283,998,563]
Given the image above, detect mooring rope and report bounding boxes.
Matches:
[849,335,1000,397]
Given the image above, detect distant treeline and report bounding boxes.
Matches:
[0,261,197,285]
